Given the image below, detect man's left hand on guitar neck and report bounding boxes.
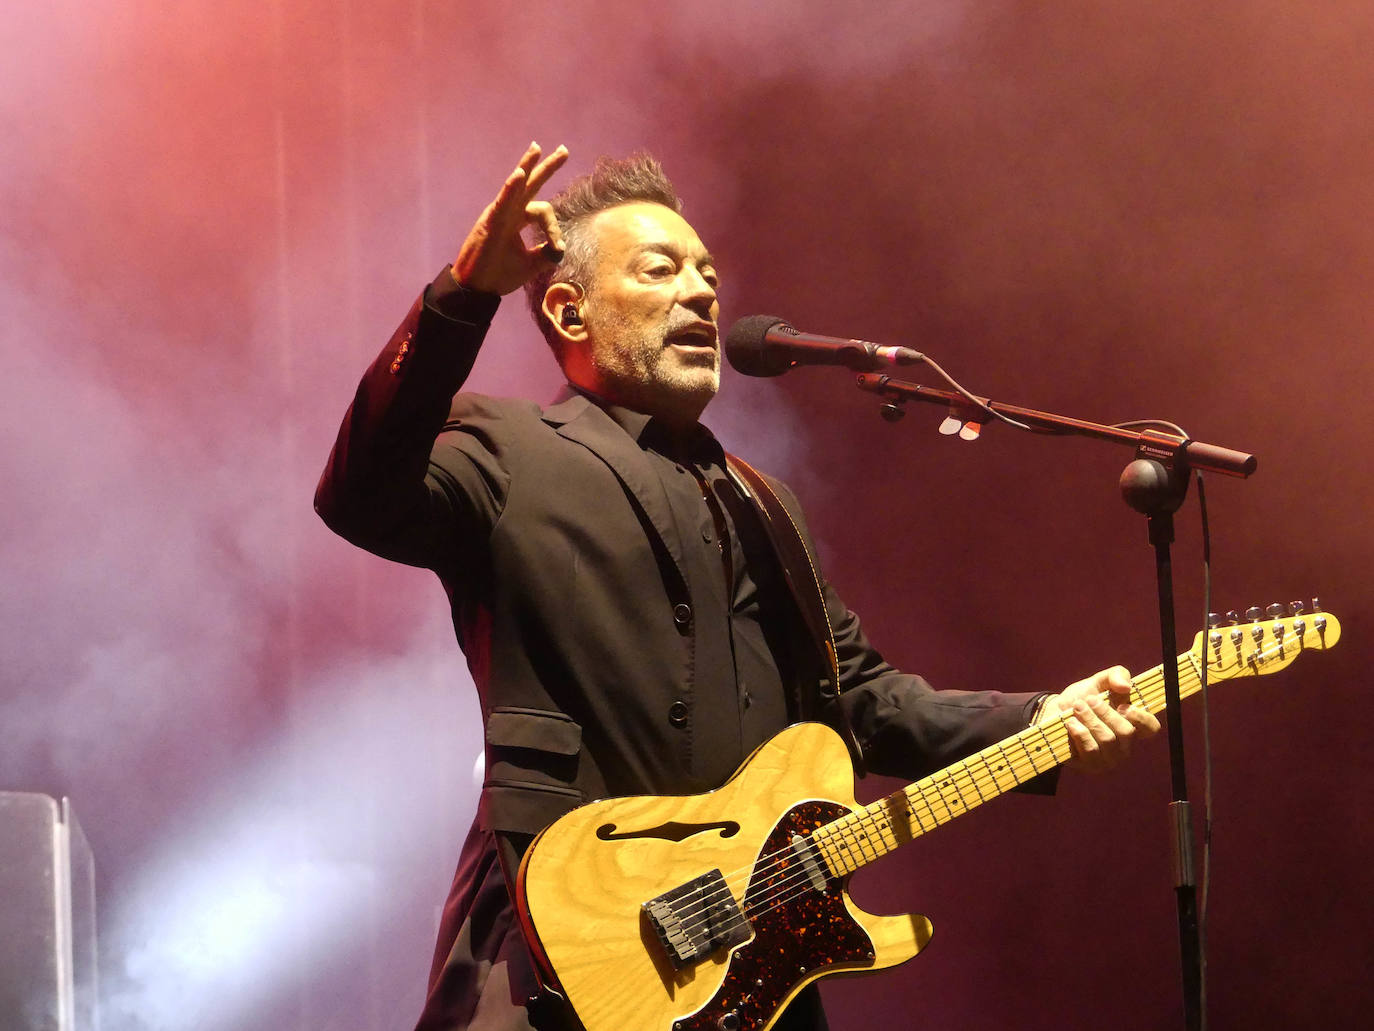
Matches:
[1036,666,1161,774]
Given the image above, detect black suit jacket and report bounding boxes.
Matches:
[315,281,1047,1028]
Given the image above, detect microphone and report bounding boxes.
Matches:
[724,315,924,378]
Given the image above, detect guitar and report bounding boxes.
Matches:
[515,605,1340,1031]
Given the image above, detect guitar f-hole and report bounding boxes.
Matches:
[597,820,741,843]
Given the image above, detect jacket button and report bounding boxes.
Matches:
[388,335,412,375]
[673,603,692,628]
[668,700,689,727]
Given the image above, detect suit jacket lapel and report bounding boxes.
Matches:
[542,395,688,581]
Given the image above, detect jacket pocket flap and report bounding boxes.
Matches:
[481,780,583,837]
[485,707,582,756]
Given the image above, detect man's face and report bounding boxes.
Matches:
[571,202,721,425]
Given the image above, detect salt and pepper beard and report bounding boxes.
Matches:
[579,298,721,424]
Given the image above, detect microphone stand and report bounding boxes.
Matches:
[855,373,1257,1031]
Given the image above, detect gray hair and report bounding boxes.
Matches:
[524,153,683,351]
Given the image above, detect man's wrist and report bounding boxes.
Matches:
[426,266,502,325]
[1028,693,1056,726]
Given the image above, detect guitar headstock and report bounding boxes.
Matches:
[1192,600,1341,681]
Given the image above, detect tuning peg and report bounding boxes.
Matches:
[1311,597,1322,613]
[1266,603,1284,619]
[1245,606,1262,622]
[1288,600,1304,616]
[1226,610,1240,625]
[1207,612,1222,629]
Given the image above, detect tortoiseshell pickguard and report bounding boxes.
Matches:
[668,801,872,1031]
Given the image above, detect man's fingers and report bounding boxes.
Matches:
[1063,708,1100,759]
[525,201,564,255]
[517,141,543,172]
[1125,703,1161,735]
[1081,697,1126,741]
[491,144,568,239]
[1067,697,1125,764]
[490,141,546,214]
[1093,696,1136,737]
[1052,664,1159,773]
[510,198,563,270]
[525,144,569,197]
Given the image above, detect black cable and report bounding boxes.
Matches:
[1196,473,1213,1031]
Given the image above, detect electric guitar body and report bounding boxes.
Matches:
[516,722,930,1031]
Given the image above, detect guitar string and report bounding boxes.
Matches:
[669,722,1072,937]
[734,630,1307,926]
[670,690,1134,938]
[664,705,1084,935]
[722,717,1076,928]
[737,644,1264,926]
[663,648,1242,938]
[655,632,1309,941]
[745,712,1084,924]
[666,661,1174,931]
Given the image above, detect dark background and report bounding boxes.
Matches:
[3,2,1369,1028]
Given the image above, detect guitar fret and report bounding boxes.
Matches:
[1039,721,1071,766]
[934,780,956,830]
[934,767,971,820]
[851,816,880,864]
[869,811,899,854]
[905,786,936,835]
[1183,651,1203,690]
[1013,732,1046,777]
[813,834,838,874]
[804,611,1338,881]
[918,776,953,828]
[834,818,865,869]
[962,760,987,804]
[991,741,1022,790]
[1129,680,1150,712]
[819,833,847,875]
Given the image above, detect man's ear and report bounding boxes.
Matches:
[542,282,587,348]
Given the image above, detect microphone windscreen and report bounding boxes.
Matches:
[724,315,792,377]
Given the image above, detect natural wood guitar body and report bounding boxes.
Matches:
[516,722,932,1031]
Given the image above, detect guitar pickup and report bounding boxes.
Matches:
[642,869,751,971]
[789,833,832,891]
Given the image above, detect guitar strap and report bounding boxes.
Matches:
[724,453,868,777]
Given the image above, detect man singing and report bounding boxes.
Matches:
[315,143,1158,1030]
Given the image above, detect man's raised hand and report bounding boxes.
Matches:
[451,142,569,296]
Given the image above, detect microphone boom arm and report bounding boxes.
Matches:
[853,373,1257,478]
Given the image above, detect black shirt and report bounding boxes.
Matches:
[588,401,798,789]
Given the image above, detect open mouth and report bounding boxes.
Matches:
[666,324,718,349]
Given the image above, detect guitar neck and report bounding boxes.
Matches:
[810,610,1334,878]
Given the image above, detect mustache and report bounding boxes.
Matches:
[662,308,717,339]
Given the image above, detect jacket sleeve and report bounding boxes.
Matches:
[827,590,1053,788]
[767,477,1054,788]
[313,274,508,574]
